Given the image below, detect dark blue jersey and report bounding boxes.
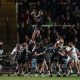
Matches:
[21,49,26,60]
[16,50,22,61]
[36,46,45,59]
[28,42,34,52]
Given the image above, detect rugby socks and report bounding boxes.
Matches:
[28,67,31,73]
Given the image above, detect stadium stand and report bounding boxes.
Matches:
[17,0,80,49]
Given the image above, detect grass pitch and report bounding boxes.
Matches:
[0,74,80,80]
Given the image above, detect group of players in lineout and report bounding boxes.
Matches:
[11,28,80,77]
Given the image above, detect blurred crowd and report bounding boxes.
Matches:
[17,0,80,25]
[17,0,80,49]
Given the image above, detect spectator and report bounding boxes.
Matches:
[31,8,37,24]
[23,10,30,23]
[35,10,45,26]
[76,22,80,43]
[24,20,34,39]
[60,14,66,24]
[38,0,48,11]
[45,16,53,25]
[17,22,25,44]
[22,0,30,10]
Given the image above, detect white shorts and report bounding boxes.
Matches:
[67,56,78,64]
[70,54,78,60]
